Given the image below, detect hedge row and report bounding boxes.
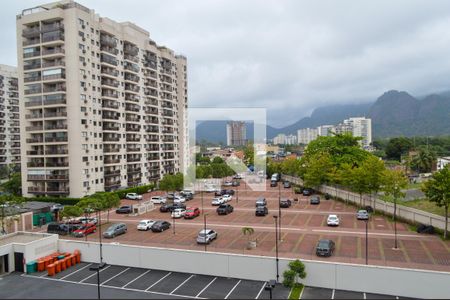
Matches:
[24,183,155,205]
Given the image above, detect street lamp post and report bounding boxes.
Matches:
[90,208,105,300]
[278,182,281,241]
[236,188,239,204]
[173,215,176,235]
[393,197,398,249]
[201,190,204,216]
[273,215,279,283]
[365,219,369,265]
[204,214,208,252]
[97,209,103,264]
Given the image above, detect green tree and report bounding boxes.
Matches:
[348,166,370,207]
[421,166,450,239]
[0,194,24,234]
[281,157,301,176]
[382,169,407,248]
[241,226,255,249]
[385,137,413,161]
[159,173,184,204]
[410,147,437,173]
[362,156,386,210]
[94,192,121,223]
[212,156,224,164]
[1,173,22,196]
[282,259,307,288]
[243,143,254,166]
[60,205,83,222]
[301,153,334,189]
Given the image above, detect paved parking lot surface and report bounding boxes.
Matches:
[56,179,450,272]
[301,286,415,299]
[16,263,290,299]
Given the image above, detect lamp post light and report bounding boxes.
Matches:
[201,190,204,216]
[172,215,176,235]
[393,196,398,250]
[278,182,282,241]
[204,213,208,252]
[236,188,239,204]
[273,215,279,283]
[365,218,369,265]
[90,208,105,300]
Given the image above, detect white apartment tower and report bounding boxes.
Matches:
[17,1,188,198]
[226,121,246,146]
[0,65,21,170]
[342,117,372,149]
[297,128,318,145]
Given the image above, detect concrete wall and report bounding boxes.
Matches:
[282,174,448,231]
[58,240,450,299]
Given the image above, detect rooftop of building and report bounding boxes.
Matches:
[0,232,53,247]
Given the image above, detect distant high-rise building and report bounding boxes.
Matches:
[17,1,188,198]
[226,121,246,146]
[0,65,21,170]
[297,128,318,145]
[317,125,335,137]
[341,117,372,149]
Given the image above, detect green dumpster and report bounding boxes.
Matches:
[26,261,37,274]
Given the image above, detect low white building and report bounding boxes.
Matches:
[437,157,450,170]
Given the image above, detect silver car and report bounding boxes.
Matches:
[356,210,369,220]
[196,229,217,244]
[103,223,127,238]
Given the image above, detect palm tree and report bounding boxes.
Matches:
[410,148,436,173]
[242,227,255,249]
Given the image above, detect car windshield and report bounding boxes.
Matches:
[329,216,337,220]
[359,210,367,214]
[186,209,195,213]
[139,221,147,225]
[318,241,330,248]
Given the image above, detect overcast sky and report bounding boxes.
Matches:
[3,0,450,127]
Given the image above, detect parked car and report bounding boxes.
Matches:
[47,223,81,236]
[256,197,267,207]
[150,196,166,204]
[103,223,127,238]
[232,181,240,187]
[224,189,235,195]
[222,194,232,202]
[316,239,335,257]
[302,188,314,196]
[196,229,217,244]
[206,185,218,193]
[125,193,142,200]
[137,219,155,231]
[310,196,320,205]
[327,215,340,226]
[280,199,292,208]
[160,203,186,213]
[356,210,369,220]
[181,189,195,196]
[183,193,194,200]
[212,197,225,206]
[184,207,200,219]
[173,196,186,204]
[217,204,234,215]
[283,181,291,188]
[216,189,235,196]
[233,174,243,179]
[151,220,171,232]
[50,204,64,212]
[76,217,98,225]
[271,173,280,182]
[171,208,186,218]
[72,223,96,237]
[116,205,133,214]
[223,180,233,186]
[270,180,277,187]
[255,206,268,216]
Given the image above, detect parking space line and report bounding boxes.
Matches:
[331,289,335,299]
[170,274,194,294]
[363,292,366,299]
[101,267,130,286]
[79,265,111,283]
[255,282,266,299]
[299,285,305,299]
[60,263,93,280]
[224,279,241,299]
[122,270,151,288]
[195,277,217,298]
[39,271,49,277]
[144,272,172,291]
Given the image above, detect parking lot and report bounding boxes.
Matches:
[58,179,450,272]
[14,262,290,299]
[300,286,414,299]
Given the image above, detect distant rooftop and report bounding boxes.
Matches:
[0,232,53,247]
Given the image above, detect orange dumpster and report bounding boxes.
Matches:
[60,259,66,271]
[65,257,72,268]
[64,252,71,258]
[70,255,77,266]
[55,261,61,273]
[37,260,45,272]
[74,251,81,264]
[47,264,55,276]
[43,258,51,269]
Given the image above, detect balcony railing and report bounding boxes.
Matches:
[42,47,65,56]
[100,35,117,48]
[102,90,119,99]
[101,67,119,77]
[42,73,65,81]
[42,60,65,68]
[104,158,121,164]
[23,51,41,59]
[104,169,121,176]
[46,161,69,167]
[42,32,64,43]
[44,111,67,118]
[45,136,68,143]
[102,100,119,109]
[41,23,64,32]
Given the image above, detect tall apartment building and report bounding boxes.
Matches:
[297,128,318,145]
[17,1,188,198]
[341,117,372,149]
[0,65,21,170]
[226,121,246,146]
[317,125,335,137]
[273,133,297,145]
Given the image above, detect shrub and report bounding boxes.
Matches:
[24,197,80,205]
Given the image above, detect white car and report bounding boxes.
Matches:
[206,185,218,193]
[182,189,195,195]
[223,181,233,186]
[327,214,340,226]
[150,196,166,204]
[126,193,143,200]
[137,219,155,231]
[173,196,186,204]
[222,194,232,202]
[211,197,225,206]
[76,217,98,225]
[171,208,186,218]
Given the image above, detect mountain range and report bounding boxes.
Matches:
[195,90,450,143]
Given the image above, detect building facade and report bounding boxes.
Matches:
[341,117,372,149]
[297,128,318,145]
[317,125,335,137]
[0,65,21,171]
[226,121,246,146]
[17,1,188,198]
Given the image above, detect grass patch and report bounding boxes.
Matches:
[406,182,422,189]
[399,199,446,217]
[289,283,304,299]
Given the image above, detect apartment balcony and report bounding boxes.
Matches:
[100,45,118,56]
[147,154,160,161]
[25,76,42,83]
[124,43,139,55]
[125,93,139,102]
[126,146,141,153]
[126,125,140,132]
[127,177,142,186]
[104,158,121,164]
[101,67,119,77]
[102,90,119,99]
[103,123,120,131]
[126,135,141,142]
[22,26,40,37]
[145,135,159,142]
[26,125,43,132]
[26,137,44,144]
[100,54,118,66]
[42,60,65,68]
[144,80,157,88]
[145,126,159,133]
[41,23,64,33]
[101,78,119,88]
[45,124,67,130]
[104,146,120,153]
[144,89,158,97]
[125,104,140,112]
[124,63,139,73]
[143,61,157,70]
[127,156,141,163]
[23,38,40,46]
[42,47,65,57]
[25,87,42,95]
[161,102,173,109]
[127,167,141,175]
[125,84,140,93]
[103,134,120,142]
[104,169,121,177]
[102,112,120,120]
[161,85,173,92]
[11,142,20,148]
[45,136,68,143]
[44,111,67,118]
[100,35,118,48]
[145,99,158,106]
[41,32,64,44]
[104,181,121,190]
[124,73,139,83]
[27,161,44,168]
[146,145,160,152]
[42,73,66,81]
[124,54,139,64]
[43,84,66,94]
[45,149,68,155]
[23,50,41,59]
[102,100,119,110]
[162,110,174,117]
[162,136,175,142]
[145,108,158,115]
[27,174,69,181]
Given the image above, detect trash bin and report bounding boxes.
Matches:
[60,259,66,271]
[47,264,56,277]
[37,260,45,272]
[26,261,37,274]
[74,250,81,263]
[65,257,72,268]
[70,255,77,266]
[55,261,61,273]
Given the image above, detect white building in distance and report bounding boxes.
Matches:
[297,128,318,145]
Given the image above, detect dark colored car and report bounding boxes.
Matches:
[283,181,291,188]
[216,189,235,196]
[217,204,234,215]
[255,206,268,216]
[72,223,96,237]
[47,223,81,235]
[116,205,133,214]
[302,188,314,196]
[270,180,277,187]
[160,203,186,212]
[316,239,335,257]
[280,199,292,208]
[310,196,320,205]
[180,192,193,200]
[232,181,240,187]
[151,220,171,232]
[103,223,127,238]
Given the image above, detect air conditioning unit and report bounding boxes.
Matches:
[81,25,86,29]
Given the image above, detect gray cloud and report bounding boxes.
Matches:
[3,0,450,127]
